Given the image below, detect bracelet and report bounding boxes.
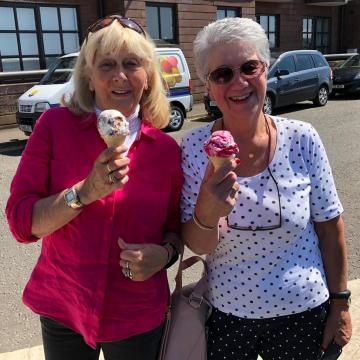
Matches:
[192,211,217,231]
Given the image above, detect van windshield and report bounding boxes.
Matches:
[40,56,77,85]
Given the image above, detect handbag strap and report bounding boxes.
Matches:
[173,255,208,296]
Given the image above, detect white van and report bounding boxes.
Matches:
[16,48,193,134]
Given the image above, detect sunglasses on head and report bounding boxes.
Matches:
[207,60,266,84]
[85,15,145,41]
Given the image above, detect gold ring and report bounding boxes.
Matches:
[229,187,238,198]
[107,173,116,184]
[124,268,133,280]
[106,163,112,173]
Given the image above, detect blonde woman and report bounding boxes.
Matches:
[6,15,182,360]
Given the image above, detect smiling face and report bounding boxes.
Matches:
[206,41,267,125]
[88,50,148,116]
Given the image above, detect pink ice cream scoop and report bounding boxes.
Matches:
[204,130,239,170]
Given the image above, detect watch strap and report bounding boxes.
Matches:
[163,242,179,269]
[329,289,351,300]
[330,298,351,307]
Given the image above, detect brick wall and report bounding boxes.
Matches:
[0,83,35,126]
[0,0,350,126]
[343,0,360,52]
[256,0,340,54]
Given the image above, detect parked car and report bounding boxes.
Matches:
[16,48,193,135]
[324,53,360,96]
[204,50,332,117]
[324,53,357,70]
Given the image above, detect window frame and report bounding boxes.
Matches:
[302,16,331,54]
[146,2,177,44]
[256,14,280,50]
[217,7,241,20]
[0,2,80,71]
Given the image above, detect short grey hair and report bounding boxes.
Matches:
[193,17,270,83]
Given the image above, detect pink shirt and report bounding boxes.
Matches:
[6,107,183,348]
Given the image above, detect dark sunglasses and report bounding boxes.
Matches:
[226,167,282,231]
[207,60,266,84]
[85,15,145,41]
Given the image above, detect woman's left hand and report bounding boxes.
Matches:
[321,305,352,350]
[118,238,168,281]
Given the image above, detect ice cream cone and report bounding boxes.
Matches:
[101,134,127,149]
[97,109,129,148]
[210,154,236,171]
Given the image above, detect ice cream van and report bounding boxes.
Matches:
[16,48,193,135]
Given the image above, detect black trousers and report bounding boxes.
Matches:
[40,316,164,360]
[207,302,329,360]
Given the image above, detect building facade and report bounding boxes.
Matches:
[0,0,357,125]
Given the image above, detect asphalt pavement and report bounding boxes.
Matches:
[1,103,359,360]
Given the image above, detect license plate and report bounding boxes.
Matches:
[19,124,32,133]
[210,101,218,107]
[333,84,345,89]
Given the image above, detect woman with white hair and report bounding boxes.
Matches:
[181,17,351,360]
[6,15,182,360]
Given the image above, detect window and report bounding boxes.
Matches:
[270,56,295,78]
[278,56,296,74]
[296,54,314,71]
[217,7,240,20]
[146,3,176,44]
[303,17,330,54]
[312,54,327,68]
[302,18,313,49]
[0,4,79,71]
[257,15,279,49]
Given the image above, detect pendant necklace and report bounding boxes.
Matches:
[221,114,270,160]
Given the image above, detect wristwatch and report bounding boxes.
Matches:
[64,187,84,209]
[329,289,351,307]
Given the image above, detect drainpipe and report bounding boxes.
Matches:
[98,0,105,17]
[119,0,125,16]
[338,5,344,52]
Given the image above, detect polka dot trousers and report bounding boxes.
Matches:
[207,302,328,360]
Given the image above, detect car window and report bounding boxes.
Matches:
[296,54,314,71]
[275,55,296,74]
[312,54,327,68]
[40,56,76,85]
[342,55,360,68]
[327,59,348,69]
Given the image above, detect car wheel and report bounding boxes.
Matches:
[166,105,184,132]
[263,94,273,115]
[313,86,328,106]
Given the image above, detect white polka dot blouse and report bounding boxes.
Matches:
[180,116,343,319]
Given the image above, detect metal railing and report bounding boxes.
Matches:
[0,69,47,85]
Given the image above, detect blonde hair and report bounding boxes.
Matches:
[67,20,170,128]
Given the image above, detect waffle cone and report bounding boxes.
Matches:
[210,155,235,171]
[102,135,127,148]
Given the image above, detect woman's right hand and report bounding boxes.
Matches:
[194,158,240,228]
[78,145,130,205]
